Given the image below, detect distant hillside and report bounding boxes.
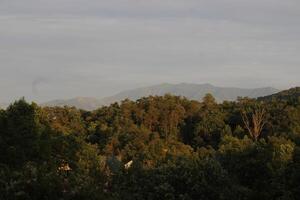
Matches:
[42,97,102,111]
[42,83,279,110]
[101,83,279,104]
[258,87,300,102]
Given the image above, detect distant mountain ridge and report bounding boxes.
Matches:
[42,83,280,110]
[42,97,101,111]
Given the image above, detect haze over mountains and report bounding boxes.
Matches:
[0,103,9,109]
[42,83,279,110]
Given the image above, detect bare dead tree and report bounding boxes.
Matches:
[241,104,267,141]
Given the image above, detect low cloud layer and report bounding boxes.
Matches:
[1,0,300,102]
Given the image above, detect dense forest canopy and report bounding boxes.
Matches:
[0,88,300,199]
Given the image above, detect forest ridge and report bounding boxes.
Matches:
[0,87,300,199]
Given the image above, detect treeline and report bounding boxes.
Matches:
[0,90,300,199]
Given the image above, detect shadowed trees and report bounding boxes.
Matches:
[0,90,300,199]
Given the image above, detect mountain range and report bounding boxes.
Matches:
[42,83,280,110]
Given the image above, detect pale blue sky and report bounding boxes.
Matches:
[1,0,300,102]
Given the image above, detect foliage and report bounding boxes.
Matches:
[0,91,300,199]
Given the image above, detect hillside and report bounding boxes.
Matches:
[1,92,300,199]
[258,87,300,102]
[43,83,279,110]
[101,83,279,103]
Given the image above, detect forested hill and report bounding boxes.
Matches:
[0,90,300,199]
[43,83,279,110]
[258,87,300,102]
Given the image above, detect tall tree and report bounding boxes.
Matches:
[241,104,267,141]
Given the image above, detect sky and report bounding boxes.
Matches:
[1,0,300,103]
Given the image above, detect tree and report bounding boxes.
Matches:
[241,104,267,141]
[1,93,300,199]
[189,94,225,148]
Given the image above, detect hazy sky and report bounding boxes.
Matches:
[1,0,300,103]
